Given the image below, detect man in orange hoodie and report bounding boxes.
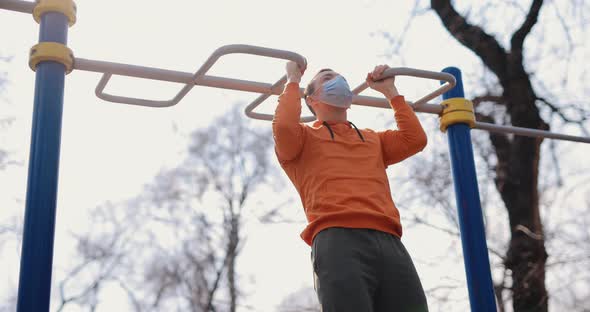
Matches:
[273,61,429,312]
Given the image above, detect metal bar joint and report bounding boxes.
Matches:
[29,42,74,74]
[33,0,77,26]
[439,98,476,132]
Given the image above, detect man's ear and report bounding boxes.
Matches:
[305,97,316,116]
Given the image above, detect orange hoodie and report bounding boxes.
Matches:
[272,82,427,246]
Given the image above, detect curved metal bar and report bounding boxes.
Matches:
[351,94,444,114]
[76,58,273,92]
[74,54,589,143]
[174,44,307,109]
[243,74,315,123]
[246,66,453,122]
[245,91,316,123]
[0,0,35,14]
[351,67,456,107]
[94,73,175,107]
[92,44,309,109]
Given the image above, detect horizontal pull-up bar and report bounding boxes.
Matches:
[474,122,589,143]
[72,52,590,143]
[351,67,456,107]
[1,1,588,143]
[75,52,448,120]
[245,67,456,122]
[93,44,306,109]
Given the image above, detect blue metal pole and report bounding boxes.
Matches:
[442,67,497,311]
[17,12,69,312]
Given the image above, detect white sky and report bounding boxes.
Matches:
[1,0,590,311]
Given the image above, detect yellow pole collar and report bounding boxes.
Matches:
[29,42,75,74]
[33,0,77,26]
[439,98,476,132]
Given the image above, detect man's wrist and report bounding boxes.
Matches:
[383,89,400,100]
[287,76,301,84]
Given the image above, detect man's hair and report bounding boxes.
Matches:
[304,68,333,116]
[304,68,334,98]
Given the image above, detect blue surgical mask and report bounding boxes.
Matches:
[312,75,353,108]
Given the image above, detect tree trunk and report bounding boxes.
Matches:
[226,216,240,312]
[496,57,549,311]
[430,1,549,310]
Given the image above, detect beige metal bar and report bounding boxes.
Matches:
[90,44,308,110]
[474,122,590,143]
[351,67,456,107]
[0,0,34,14]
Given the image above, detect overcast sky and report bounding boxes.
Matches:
[2,1,590,311]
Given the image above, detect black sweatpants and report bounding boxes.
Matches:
[311,227,428,312]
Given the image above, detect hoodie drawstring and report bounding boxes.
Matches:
[322,121,335,140]
[321,121,365,142]
[349,121,365,142]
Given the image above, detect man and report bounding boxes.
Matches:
[272,61,429,312]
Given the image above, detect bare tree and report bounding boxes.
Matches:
[428,1,590,310]
[377,1,590,310]
[54,106,277,311]
[52,200,146,311]
[395,123,590,311]
[0,55,17,170]
[0,54,19,312]
[53,196,223,312]
[182,106,275,312]
[392,125,504,311]
[129,105,276,311]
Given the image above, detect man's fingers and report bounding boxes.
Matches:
[370,65,394,85]
[286,61,305,77]
[366,73,375,87]
[371,66,380,79]
[377,65,388,78]
[371,65,389,80]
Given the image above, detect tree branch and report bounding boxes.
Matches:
[537,96,589,125]
[511,0,544,53]
[407,214,459,236]
[430,0,508,77]
[472,95,506,107]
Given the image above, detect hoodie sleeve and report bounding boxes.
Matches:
[272,82,305,163]
[378,95,428,166]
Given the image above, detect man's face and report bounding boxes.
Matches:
[311,70,340,97]
[307,70,351,115]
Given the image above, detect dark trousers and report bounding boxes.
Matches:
[311,227,428,312]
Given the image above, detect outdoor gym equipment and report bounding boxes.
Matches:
[2,1,589,311]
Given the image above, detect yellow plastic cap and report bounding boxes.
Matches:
[33,0,77,26]
[29,42,74,74]
[439,98,476,132]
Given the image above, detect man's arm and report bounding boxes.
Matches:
[366,65,428,166]
[272,61,306,162]
[378,96,428,166]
